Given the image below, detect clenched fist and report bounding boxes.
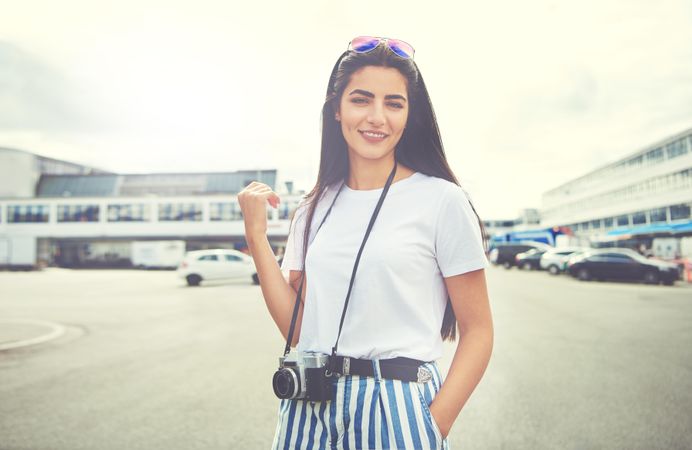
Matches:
[237,181,281,240]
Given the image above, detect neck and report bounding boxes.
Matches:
[346,153,414,190]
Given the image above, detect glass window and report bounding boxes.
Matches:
[210,202,242,221]
[645,147,664,164]
[604,254,634,262]
[57,205,100,222]
[603,217,614,228]
[224,254,242,262]
[665,138,688,159]
[107,204,150,222]
[159,203,202,221]
[670,204,691,221]
[590,219,601,229]
[649,207,667,223]
[579,222,590,231]
[198,254,218,261]
[8,205,50,223]
[279,203,290,220]
[616,215,629,226]
[627,155,643,168]
[632,211,647,225]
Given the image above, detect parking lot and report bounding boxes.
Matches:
[1,267,691,449]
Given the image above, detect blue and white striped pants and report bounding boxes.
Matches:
[271,361,450,450]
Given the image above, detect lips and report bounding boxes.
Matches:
[358,130,389,143]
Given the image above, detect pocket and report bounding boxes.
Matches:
[414,380,444,442]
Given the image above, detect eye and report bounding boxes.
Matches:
[387,102,404,109]
[351,97,368,104]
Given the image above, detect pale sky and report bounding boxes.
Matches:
[1,0,691,219]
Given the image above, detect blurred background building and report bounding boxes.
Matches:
[0,147,302,268]
[540,126,692,257]
[3,124,692,269]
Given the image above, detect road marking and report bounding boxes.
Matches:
[0,319,66,351]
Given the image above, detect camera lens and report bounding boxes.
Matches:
[272,368,300,399]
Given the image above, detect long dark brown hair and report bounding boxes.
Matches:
[291,43,485,342]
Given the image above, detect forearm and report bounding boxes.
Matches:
[247,234,303,344]
[431,325,494,435]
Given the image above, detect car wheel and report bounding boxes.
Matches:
[186,274,202,286]
[577,268,590,281]
[503,261,512,269]
[252,273,260,285]
[521,262,532,271]
[548,265,560,275]
[643,271,659,285]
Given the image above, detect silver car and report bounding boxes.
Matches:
[540,247,589,275]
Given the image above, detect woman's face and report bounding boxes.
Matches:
[336,66,409,163]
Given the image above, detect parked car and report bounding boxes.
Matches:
[489,242,550,269]
[540,247,588,275]
[515,249,548,270]
[177,249,257,286]
[566,248,679,285]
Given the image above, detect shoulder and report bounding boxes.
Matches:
[412,173,467,205]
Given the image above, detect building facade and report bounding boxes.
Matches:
[0,148,301,267]
[540,127,692,241]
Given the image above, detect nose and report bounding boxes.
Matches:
[366,101,386,127]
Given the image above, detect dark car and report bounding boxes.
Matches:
[567,248,678,285]
[489,243,547,269]
[515,249,548,270]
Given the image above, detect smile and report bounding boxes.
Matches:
[358,130,389,141]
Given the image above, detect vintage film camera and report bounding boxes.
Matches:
[272,352,334,401]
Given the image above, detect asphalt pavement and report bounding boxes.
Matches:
[1,267,691,450]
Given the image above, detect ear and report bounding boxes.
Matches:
[335,111,341,122]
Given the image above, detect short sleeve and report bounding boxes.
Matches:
[434,184,489,277]
[280,200,309,279]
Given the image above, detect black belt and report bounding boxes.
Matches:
[329,356,433,383]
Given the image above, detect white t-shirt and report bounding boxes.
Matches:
[280,171,488,361]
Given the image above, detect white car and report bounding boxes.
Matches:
[540,247,588,275]
[177,249,257,286]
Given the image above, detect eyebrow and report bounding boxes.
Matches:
[348,89,407,102]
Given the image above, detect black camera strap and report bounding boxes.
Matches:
[283,162,398,359]
[283,182,344,356]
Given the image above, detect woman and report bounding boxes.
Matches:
[238,36,493,450]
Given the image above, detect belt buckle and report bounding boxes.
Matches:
[416,366,432,383]
[342,357,350,376]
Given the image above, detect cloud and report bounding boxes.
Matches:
[0,42,112,133]
[0,0,691,218]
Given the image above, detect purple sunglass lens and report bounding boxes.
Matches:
[387,39,414,59]
[351,36,381,53]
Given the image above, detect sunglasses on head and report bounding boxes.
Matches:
[348,36,415,60]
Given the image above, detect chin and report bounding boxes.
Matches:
[352,148,393,161]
